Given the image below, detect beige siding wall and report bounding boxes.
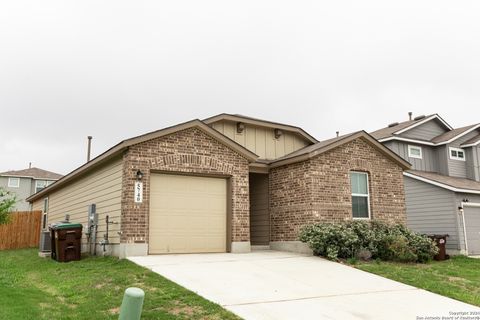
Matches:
[210,120,310,159]
[31,157,123,246]
[32,200,43,212]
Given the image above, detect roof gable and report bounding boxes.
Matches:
[394,114,452,135]
[27,119,259,202]
[372,114,480,146]
[269,131,411,169]
[371,114,452,141]
[122,119,259,161]
[203,113,318,144]
[400,118,449,140]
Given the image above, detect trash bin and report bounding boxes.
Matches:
[49,222,83,262]
[427,234,449,261]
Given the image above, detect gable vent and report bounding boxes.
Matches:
[388,122,399,128]
[414,115,426,121]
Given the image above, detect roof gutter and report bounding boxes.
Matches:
[404,172,480,195]
[462,140,480,147]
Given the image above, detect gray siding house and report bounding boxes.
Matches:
[371,114,480,255]
[0,167,63,211]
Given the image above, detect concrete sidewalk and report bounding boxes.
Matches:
[129,250,480,320]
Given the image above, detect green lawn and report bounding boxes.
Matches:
[354,256,480,307]
[0,249,240,320]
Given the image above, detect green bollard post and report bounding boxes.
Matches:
[119,287,145,320]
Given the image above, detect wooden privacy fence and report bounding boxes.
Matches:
[0,210,42,250]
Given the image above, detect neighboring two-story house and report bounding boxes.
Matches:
[371,114,480,256]
[0,167,63,211]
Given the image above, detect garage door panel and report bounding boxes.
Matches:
[465,207,480,255]
[150,235,226,253]
[149,174,227,254]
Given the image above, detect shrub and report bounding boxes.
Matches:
[0,188,15,225]
[299,220,438,263]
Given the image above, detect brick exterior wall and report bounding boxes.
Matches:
[269,137,406,241]
[120,127,250,246]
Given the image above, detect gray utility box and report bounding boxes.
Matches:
[39,230,52,252]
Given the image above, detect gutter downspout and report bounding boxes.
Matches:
[460,201,480,255]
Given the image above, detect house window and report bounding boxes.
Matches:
[8,177,20,188]
[350,172,370,219]
[408,145,423,159]
[42,197,49,229]
[35,180,47,193]
[449,147,465,161]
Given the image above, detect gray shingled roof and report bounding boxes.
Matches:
[370,115,436,140]
[0,167,63,180]
[461,134,480,146]
[371,114,479,145]
[430,124,478,144]
[407,170,480,192]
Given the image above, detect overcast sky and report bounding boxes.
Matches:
[1,1,479,174]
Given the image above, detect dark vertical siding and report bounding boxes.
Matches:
[249,173,270,245]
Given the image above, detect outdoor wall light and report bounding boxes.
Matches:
[136,170,144,181]
[236,122,245,133]
[274,128,283,139]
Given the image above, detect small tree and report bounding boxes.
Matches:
[0,187,16,225]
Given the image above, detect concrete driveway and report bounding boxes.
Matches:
[128,250,479,320]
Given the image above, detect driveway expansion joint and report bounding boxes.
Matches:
[222,288,420,307]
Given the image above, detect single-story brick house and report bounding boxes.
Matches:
[28,114,410,257]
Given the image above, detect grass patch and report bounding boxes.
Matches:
[0,249,240,320]
[354,256,480,306]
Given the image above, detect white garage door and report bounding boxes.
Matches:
[149,173,227,254]
[465,206,480,256]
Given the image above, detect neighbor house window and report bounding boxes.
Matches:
[449,147,465,161]
[42,197,49,230]
[350,172,370,219]
[408,145,423,159]
[8,177,20,188]
[35,180,47,193]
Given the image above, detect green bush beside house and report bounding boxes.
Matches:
[299,221,439,263]
[0,187,15,225]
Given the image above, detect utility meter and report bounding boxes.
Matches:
[87,204,98,231]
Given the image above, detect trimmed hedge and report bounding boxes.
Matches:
[299,221,438,263]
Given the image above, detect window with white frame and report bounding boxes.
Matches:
[350,172,370,219]
[449,147,465,161]
[7,177,20,188]
[408,145,423,159]
[35,180,47,193]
